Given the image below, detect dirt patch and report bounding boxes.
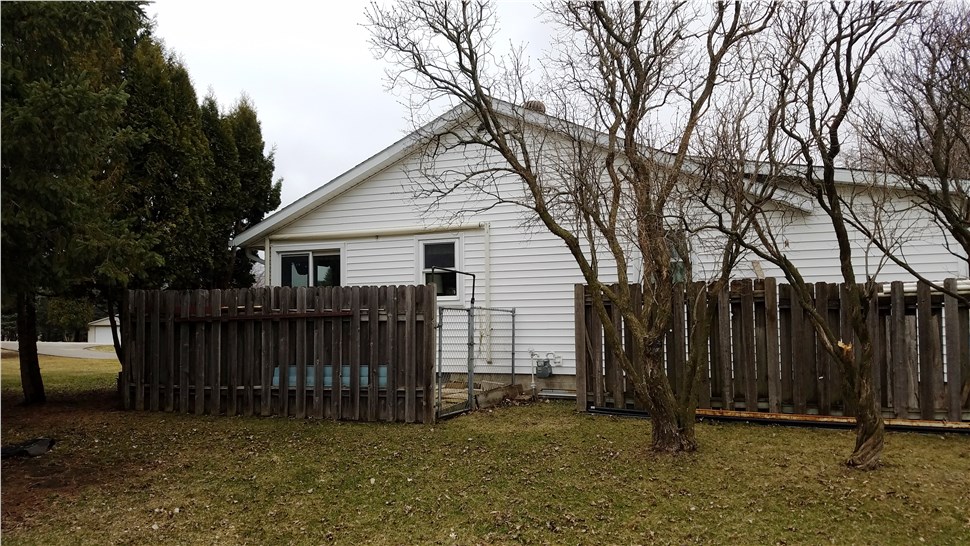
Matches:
[2,349,19,359]
[1,458,115,529]
[1,388,132,531]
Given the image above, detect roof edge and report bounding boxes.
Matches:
[232,103,474,248]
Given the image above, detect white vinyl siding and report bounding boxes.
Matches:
[266,131,965,376]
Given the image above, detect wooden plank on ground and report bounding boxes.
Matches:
[574,285,588,412]
[944,279,963,421]
[404,285,417,423]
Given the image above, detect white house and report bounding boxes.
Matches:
[232,102,966,387]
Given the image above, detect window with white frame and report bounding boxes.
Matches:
[280,252,341,287]
[420,240,457,297]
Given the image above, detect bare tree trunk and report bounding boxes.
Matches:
[106,289,124,363]
[636,346,696,452]
[848,371,885,470]
[842,302,885,469]
[16,291,46,405]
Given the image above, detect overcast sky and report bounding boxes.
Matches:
[147,1,548,210]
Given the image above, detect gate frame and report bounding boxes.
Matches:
[435,304,516,418]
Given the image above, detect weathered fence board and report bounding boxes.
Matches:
[122,284,437,424]
[576,279,969,423]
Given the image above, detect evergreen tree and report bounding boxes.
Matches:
[1,2,150,403]
[120,39,215,290]
[200,96,282,288]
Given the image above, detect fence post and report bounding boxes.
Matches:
[368,286,381,422]
[574,284,587,411]
[423,285,436,423]
[466,305,475,411]
[404,286,417,422]
[121,290,131,409]
[165,291,176,412]
[227,289,239,416]
[764,278,781,413]
[210,289,222,415]
[944,279,964,421]
[179,291,190,413]
[510,308,516,387]
[717,284,732,410]
[135,290,146,411]
[917,281,940,420]
[890,281,908,418]
[437,306,444,414]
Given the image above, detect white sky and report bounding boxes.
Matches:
[147,1,548,210]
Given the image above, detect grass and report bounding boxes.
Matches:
[2,357,969,545]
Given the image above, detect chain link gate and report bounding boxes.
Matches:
[436,306,516,418]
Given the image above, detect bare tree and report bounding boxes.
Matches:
[700,1,921,469]
[367,1,774,452]
[856,3,970,288]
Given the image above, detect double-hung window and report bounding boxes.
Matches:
[421,240,457,297]
[280,252,341,287]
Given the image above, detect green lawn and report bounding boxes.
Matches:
[2,355,969,545]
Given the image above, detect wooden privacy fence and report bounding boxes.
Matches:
[575,279,970,422]
[122,285,437,423]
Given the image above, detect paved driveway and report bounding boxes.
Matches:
[1,341,119,361]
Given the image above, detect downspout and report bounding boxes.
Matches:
[482,222,491,309]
